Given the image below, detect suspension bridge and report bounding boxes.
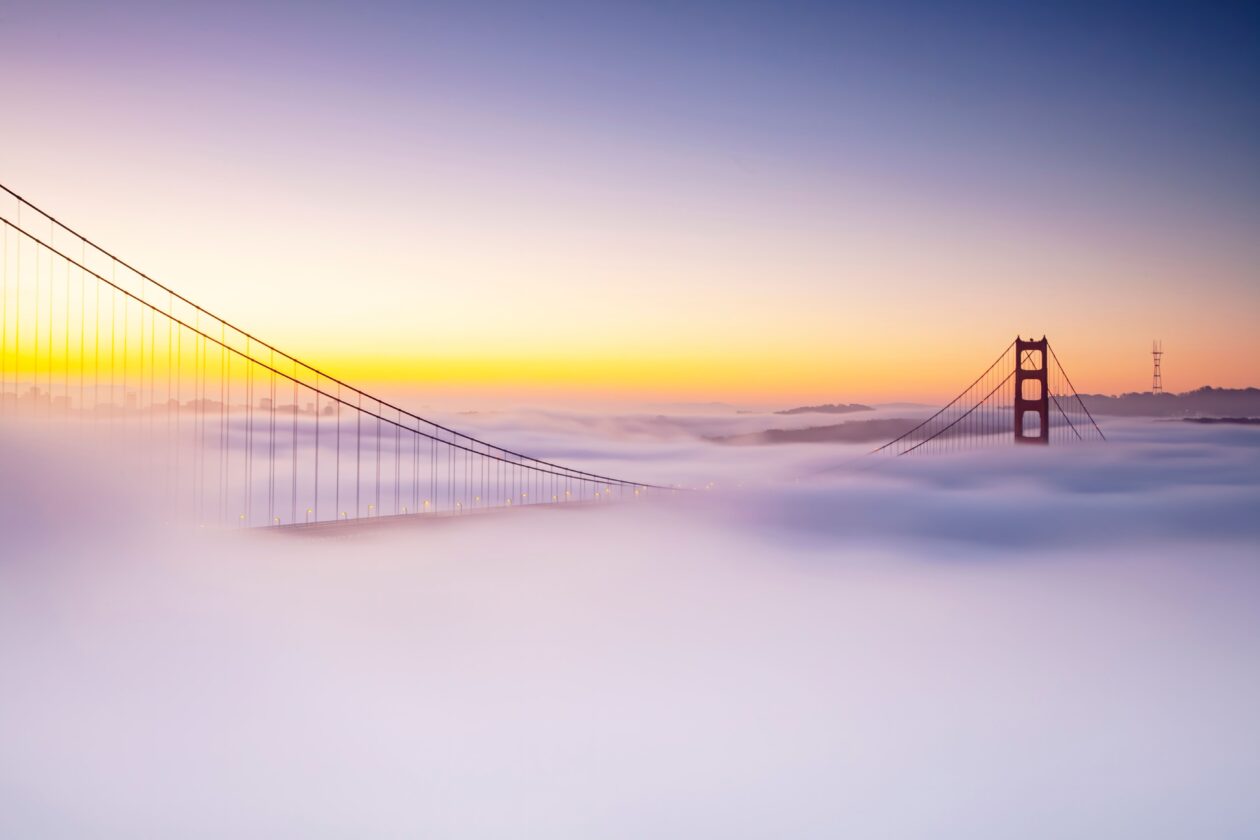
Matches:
[0,184,1102,529]
[870,337,1105,456]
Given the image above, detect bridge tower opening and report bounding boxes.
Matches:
[1014,336,1049,445]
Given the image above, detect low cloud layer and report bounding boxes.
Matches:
[1,413,1257,837]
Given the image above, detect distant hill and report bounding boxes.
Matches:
[1182,417,1260,425]
[775,403,873,416]
[1080,387,1260,418]
[710,418,916,445]
[870,402,935,410]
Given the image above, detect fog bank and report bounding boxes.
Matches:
[1,414,1257,838]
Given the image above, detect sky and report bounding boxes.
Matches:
[0,0,1256,406]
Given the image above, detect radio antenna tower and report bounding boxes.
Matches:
[1152,339,1164,393]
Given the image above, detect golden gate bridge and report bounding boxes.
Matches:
[0,184,1102,528]
[870,337,1104,456]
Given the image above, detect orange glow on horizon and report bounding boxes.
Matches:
[310,338,1257,408]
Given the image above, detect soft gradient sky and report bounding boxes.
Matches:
[1,0,1256,406]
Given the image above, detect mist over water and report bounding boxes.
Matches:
[1,411,1258,838]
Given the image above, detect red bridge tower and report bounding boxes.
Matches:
[1014,336,1049,445]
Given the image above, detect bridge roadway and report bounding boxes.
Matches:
[272,497,625,538]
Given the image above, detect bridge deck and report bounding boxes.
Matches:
[271,499,611,538]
